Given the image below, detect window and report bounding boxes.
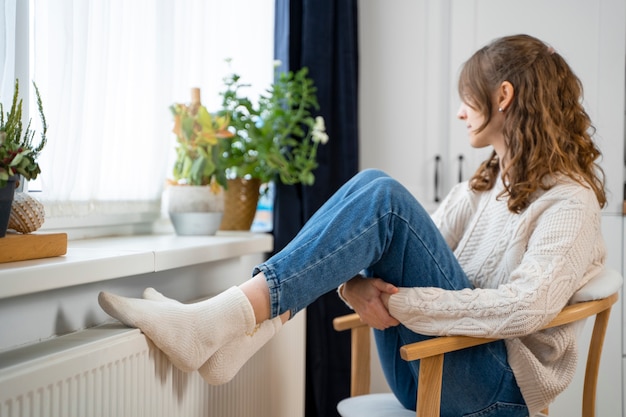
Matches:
[4,0,275,235]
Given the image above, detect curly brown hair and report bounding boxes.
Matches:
[458,34,606,213]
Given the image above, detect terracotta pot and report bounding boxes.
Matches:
[220,178,261,231]
[0,176,18,238]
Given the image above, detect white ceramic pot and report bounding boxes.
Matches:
[164,184,224,236]
[169,211,223,236]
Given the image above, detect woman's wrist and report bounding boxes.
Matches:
[336,283,353,309]
[337,274,364,309]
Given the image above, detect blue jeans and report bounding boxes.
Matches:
[254,169,528,416]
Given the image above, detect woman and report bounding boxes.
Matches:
[99,34,606,417]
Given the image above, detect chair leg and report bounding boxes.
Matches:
[416,354,444,417]
[350,326,371,397]
[582,308,612,417]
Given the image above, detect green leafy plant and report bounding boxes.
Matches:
[218,63,329,186]
[169,90,234,191]
[0,79,47,188]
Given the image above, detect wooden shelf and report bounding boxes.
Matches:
[0,233,67,263]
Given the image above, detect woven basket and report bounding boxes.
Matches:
[219,178,261,230]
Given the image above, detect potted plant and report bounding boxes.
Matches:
[217,62,329,230]
[0,79,47,237]
[165,87,234,235]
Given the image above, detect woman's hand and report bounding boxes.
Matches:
[342,276,400,330]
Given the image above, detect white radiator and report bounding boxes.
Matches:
[0,318,305,417]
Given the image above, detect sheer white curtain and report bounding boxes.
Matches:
[29,0,274,222]
[0,0,16,100]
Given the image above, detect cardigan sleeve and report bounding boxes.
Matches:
[388,183,606,339]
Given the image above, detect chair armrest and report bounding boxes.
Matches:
[400,335,497,361]
[333,313,367,331]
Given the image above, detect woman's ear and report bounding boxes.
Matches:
[497,81,514,112]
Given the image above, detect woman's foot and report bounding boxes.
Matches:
[198,317,282,385]
[98,286,256,372]
[142,287,282,385]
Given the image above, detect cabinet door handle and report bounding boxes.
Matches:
[434,155,441,203]
[458,154,464,182]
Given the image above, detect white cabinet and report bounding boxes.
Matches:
[358,1,434,210]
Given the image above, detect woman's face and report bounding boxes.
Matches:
[457,98,506,157]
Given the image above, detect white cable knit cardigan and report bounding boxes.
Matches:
[387,176,605,416]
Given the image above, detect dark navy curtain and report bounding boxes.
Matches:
[273,1,359,416]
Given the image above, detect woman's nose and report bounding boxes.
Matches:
[457,104,466,119]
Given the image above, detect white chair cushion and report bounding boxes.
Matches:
[336,393,555,417]
[570,267,623,303]
[336,393,553,417]
[337,393,414,417]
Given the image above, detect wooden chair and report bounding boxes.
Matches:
[333,268,622,417]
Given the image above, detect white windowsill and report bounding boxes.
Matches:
[0,231,274,300]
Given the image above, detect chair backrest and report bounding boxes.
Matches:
[334,268,623,417]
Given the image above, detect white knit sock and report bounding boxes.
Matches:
[142,286,282,385]
[142,287,180,303]
[199,317,283,385]
[98,287,256,372]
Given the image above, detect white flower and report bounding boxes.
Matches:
[273,60,282,68]
[314,131,329,145]
[314,116,325,131]
[312,116,329,144]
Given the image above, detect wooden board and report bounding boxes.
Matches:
[0,233,68,263]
